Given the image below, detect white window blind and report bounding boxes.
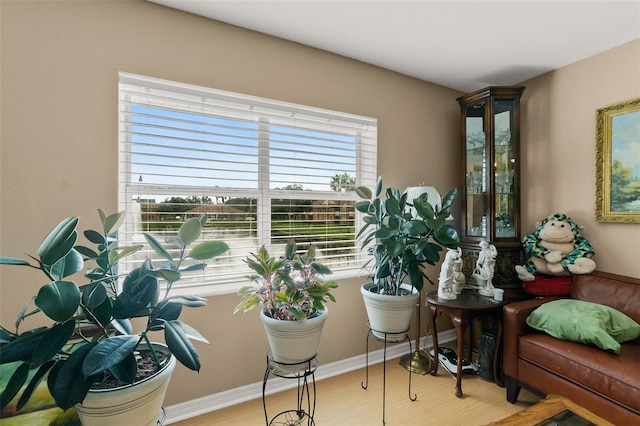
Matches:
[118,72,377,290]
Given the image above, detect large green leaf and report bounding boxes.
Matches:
[0,329,46,364]
[102,211,126,235]
[375,176,383,197]
[167,295,208,308]
[82,335,139,377]
[414,198,435,220]
[441,188,458,211]
[74,245,99,260]
[0,362,30,410]
[107,350,137,384]
[165,320,200,371]
[0,327,11,344]
[112,273,159,319]
[81,282,112,326]
[33,320,75,365]
[198,213,208,227]
[37,217,78,261]
[434,224,461,247]
[355,186,372,200]
[355,200,372,213]
[49,248,84,281]
[375,261,391,280]
[403,220,428,235]
[0,257,30,266]
[83,229,105,245]
[16,360,55,410]
[144,233,172,261]
[385,187,401,201]
[82,282,107,309]
[180,263,207,272]
[171,320,209,344]
[406,262,424,292]
[147,267,181,283]
[179,217,202,246]
[149,301,183,330]
[48,343,98,410]
[110,318,133,335]
[41,231,78,271]
[109,244,144,264]
[385,239,405,257]
[35,281,81,323]
[188,241,229,260]
[375,227,398,240]
[83,295,113,327]
[384,198,402,217]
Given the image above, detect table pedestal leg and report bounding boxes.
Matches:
[451,315,469,398]
[429,304,439,376]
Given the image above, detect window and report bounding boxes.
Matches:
[118,73,377,292]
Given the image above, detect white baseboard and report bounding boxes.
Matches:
[164,329,456,424]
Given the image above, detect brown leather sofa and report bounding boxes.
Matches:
[503,271,640,425]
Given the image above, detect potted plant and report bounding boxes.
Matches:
[0,210,229,425]
[234,241,338,366]
[355,177,461,340]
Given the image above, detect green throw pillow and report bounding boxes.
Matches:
[526,299,640,354]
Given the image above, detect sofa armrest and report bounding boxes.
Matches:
[503,297,562,379]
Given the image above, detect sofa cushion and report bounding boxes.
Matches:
[519,333,640,413]
[573,272,640,324]
[526,299,640,353]
[522,274,573,296]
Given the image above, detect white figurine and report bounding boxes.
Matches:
[438,247,462,300]
[452,257,465,294]
[473,240,497,296]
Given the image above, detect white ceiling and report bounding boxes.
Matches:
[149,0,640,93]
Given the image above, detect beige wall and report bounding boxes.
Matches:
[0,1,460,406]
[520,39,640,278]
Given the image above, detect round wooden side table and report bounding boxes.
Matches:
[426,289,508,397]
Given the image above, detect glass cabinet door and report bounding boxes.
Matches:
[465,102,486,238]
[494,99,516,239]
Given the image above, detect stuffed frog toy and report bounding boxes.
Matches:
[515,213,596,282]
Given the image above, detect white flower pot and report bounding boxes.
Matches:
[361,283,420,342]
[260,308,328,368]
[74,343,175,426]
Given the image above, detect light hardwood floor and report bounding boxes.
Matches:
[173,358,541,425]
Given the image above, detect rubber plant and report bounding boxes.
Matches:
[355,176,461,295]
[0,210,228,411]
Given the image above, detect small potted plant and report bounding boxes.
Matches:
[234,241,338,365]
[0,210,228,425]
[355,177,461,340]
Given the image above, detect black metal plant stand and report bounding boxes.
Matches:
[263,349,318,426]
[360,323,417,424]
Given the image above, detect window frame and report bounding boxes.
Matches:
[118,73,377,295]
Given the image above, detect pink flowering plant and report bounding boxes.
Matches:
[234,241,338,321]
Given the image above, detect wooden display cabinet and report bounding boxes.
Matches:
[457,86,525,300]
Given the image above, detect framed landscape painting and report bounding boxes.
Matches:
[595,98,640,223]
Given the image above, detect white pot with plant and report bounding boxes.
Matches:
[234,241,338,367]
[355,177,461,341]
[0,211,229,425]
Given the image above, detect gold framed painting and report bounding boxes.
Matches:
[595,98,640,223]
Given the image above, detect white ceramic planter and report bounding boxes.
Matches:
[361,283,420,342]
[75,343,176,426]
[260,308,328,368]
